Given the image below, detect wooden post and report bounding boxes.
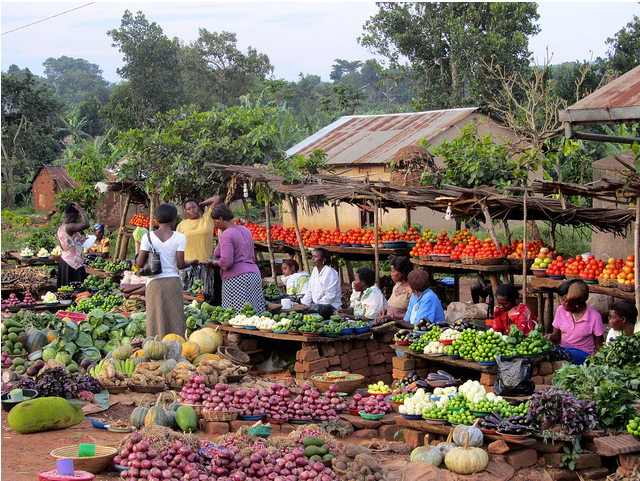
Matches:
[242,198,252,222]
[374,200,380,286]
[549,222,557,250]
[119,234,130,260]
[405,207,411,230]
[115,190,132,261]
[288,195,310,274]
[334,201,340,230]
[148,192,156,233]
[479,200,501,251]
[522,190,528,311]
[265,202,276,280]
[502,220,512,246]
[635,200,639,319]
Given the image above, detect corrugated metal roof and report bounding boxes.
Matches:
[569,65,640,110]
[41,165,77,190]
[558,65,640,123]
[286,108,479,165]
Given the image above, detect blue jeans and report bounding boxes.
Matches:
[562,347,590,365]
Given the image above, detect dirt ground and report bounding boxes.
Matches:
[1,397,411,481]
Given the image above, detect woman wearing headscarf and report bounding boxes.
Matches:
[177,196,222,304]
[84,223,110,259]
[206,204,265,314]
[57,202,90,288]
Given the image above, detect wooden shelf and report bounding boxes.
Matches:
[529,277,635,300]
[219,324,374,344]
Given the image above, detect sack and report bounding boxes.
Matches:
[494,356,535,396]
[138,233,162,276]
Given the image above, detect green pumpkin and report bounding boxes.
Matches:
[112,342,133,360]
[163,339,182,360]
[175,405,197,433]
[159,359,177,375]
[143,337,167,360]
[144,396,170,427]
[130,395,150,429]
[25,330,47,353]
[165,410,178,430]
[166,390,181,412]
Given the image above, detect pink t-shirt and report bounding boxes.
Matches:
[214,225,260,282]
[552,305,604,355]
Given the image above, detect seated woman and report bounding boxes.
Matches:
[119,270,148,298]
[377,256,413,323]
[491,284,538,335]
[84,223,110,259]
[281,258,310,299]
[606,299,638,343]
[335,267,387,320]
[396,269,446,329]
[546,279,604,365]
[301,248,342,318]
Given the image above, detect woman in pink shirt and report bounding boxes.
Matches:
[546,280,604,365]
[206,204,264,314]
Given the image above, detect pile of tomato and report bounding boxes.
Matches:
[474,238,504,259]
[545,256,566,276]
[450,241,468,260]
[615,255,636,286]
[409,239,433,256]
[129,214,157,228]
[504,239,555,259]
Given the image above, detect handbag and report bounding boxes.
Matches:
[138,232,162,276]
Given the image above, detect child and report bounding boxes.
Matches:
[606,299,638,343]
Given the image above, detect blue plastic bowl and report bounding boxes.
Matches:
[239,414,265,421]
[354,326,370,334]
[341,327,355,335]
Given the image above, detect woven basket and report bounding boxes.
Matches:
[203,410,238,422]
[565,274,581,280]
[475,257,505,266]
[184,404,203,417]
[461,257,476,265]
[618,283,635,292]
[598,278,618,288]
[50,445,118,474]
[311,374,363,395]
[217,346,250,365]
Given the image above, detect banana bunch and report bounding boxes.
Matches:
[90,359,108,378]
[114,358,135,377]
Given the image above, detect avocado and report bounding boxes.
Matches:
[302,435,326,447]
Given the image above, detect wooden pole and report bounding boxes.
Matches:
[479,200,501,251]
[265,202,276,280]
[334,201,340,230]
[502,220,512,246]
[405,207,411,230]
[549,222,557,250]
[148,192,156,233]
[242,198,252,222]
[635,200,639,319]
[115,190,132,261]
[374,200,380,286]
[522,190,528,319]
[288,195,310,274]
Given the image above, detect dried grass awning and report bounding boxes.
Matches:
[204,163,635,235]
[528,178,640,202]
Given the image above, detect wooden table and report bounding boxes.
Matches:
[528,276,635,330]
[219,324,374,344]
[410,259,522,301]
[393,344,549,375]
[7,252,59,266]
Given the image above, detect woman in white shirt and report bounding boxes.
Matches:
[281,258,310,298]
[136,203,199,338]
[605,300,638,343]
[336,267,387,320]
[301,248,342,318]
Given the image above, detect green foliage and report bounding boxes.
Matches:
[318,84,364,118]
[359,2,540,109]
[42,55,111,107]
[423,123,533,190]
[23,224,58,251]
[600,14,640,75]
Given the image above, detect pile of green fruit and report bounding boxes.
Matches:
[299,320,323,333]
[264,281,282,299]
[497,401,530,419]
[627,417,640,437]
[303,313,323,323]
[446,394,468,410]
[209,306,236,324]
[98,277,117,295]
[472,330,508,362]
[422,406,448,420]
[423,326,442,342]
[89,257,107,269]
[240,302,257,316]
[516,325,553,356]
[187,279,203,295]
[318,321,342,335]
[447,408,477,425]
[409,335,429,352]
[84,275,102,289]
[390,391,412,403]
[1,319,27,356]
[468,396,508,413]
[272,312,303,323]
[66,298,95,313]
[104,260,129,273]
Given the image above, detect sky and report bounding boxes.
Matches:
[1,1,639,84]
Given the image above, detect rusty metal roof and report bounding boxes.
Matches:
[558,65,640,123]
[37,165,77,190]
[286,108,479,165]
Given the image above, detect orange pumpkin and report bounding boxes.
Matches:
[181,341,201,362]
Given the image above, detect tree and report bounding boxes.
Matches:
[1,69,66,207]
[105,10,184,129]
[42,56,111,107]
[359,2,540,109]
[180,29,273,109]
[77,97,105,138]
[330,59,363,82]
[319,84,364,118]
[601,14,640,75]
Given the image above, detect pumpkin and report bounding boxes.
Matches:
[452,421,483,447]
[410,434,443,466]
[144,395,170,427]
[159,359,177,375]
[188,330,217,354]
[437,430,457,456]
[200,327,223,351]
[25,330,47,353]
[445,433,489,474]
[163,333,185,344]
[43,329,58,344]
[143,337,167,360]
[112,342,133,360]
[130,395,150,429]
[175,405,198,433]
[166,391,181,412]
[181,341,201,362]
[165,410,178,430]
[193,353,221,365]
[164,339,182,360]
[132,356,149,365]
[132,349,146,358]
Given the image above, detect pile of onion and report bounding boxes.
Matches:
[203,382,237,414]
[348,393,392,414]
[324,384,347,412]
[114,434,203,481]
[260,383,291,422]
[286,383,319,420]
[178,374,212,405]
[231,387,266,417]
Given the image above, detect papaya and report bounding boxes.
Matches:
[302,435,325,447]
[8,397,84,434]
[323,453,336,460]
[309,455,322,461]
[304,445,326,457]
[175,405,197,433]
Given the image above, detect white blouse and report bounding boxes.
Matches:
[301,266,342,310]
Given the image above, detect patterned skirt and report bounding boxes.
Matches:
[222,272,265,314]
[146,277,186,339]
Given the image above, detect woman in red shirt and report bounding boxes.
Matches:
[491,284,538,335]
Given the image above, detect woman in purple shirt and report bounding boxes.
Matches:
[206,204,264,314]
